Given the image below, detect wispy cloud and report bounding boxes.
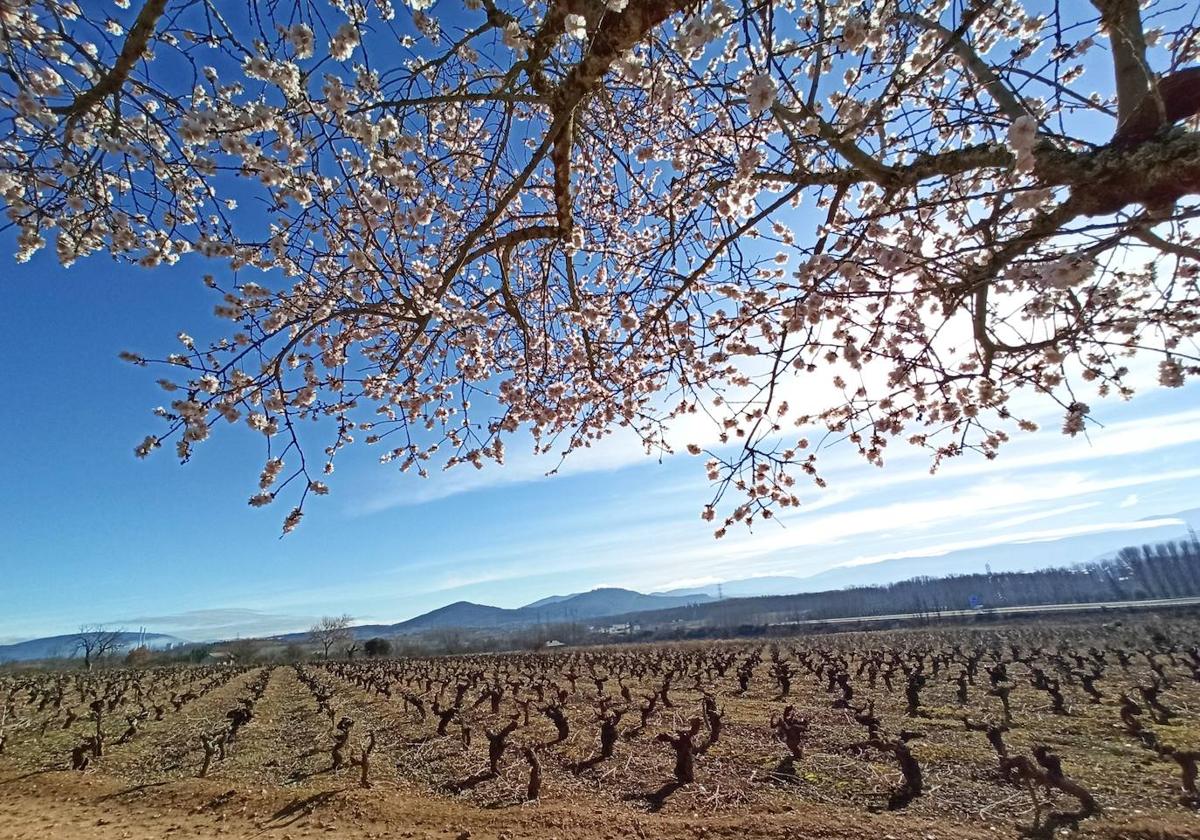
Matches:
[346,425,662,514]
[982,502,1102,532]
[624,466,1200,569]
[650,575,724,592]
[121,608,317,642]
[837,517,1188,568]
[352,387,1200,517]
[202,399,1200,626]
[67,394,1196,636]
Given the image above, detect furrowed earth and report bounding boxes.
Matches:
[3,618,1200,839]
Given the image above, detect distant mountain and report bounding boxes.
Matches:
[384,588,713,635]
[657,511,1200,600]
[390,600,517,633]
[0,632,188,663]
[655,576,811,599]
[531,588,712,620]
[253,588,715,642]
[522,593,575,609]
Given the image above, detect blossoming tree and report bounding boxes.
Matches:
[1,0,1197,534]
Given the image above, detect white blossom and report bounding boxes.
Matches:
[2,0,1191,538]
[745,73,776,116]
[1062,403,1089,436]
[287,23,315,59]
[564,13,588,40]
[1007,115,1038,152]
[329,22,360,61]
[502,22,529,51]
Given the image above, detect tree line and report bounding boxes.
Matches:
[623,534,1200,632]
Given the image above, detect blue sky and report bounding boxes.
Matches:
[1,240,1198,643]
[2,2,1200,644]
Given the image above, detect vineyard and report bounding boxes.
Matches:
[4,619,1200,839]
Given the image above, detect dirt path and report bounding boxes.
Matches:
[212,664,333,786]
[3,768,1200,840]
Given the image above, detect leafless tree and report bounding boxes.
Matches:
[309,615,354,660]
[73,625,125,671]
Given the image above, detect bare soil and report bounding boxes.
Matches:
[3,621,1200,839]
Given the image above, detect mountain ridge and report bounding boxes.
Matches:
[252,587,716,642]
[381,587,714,635]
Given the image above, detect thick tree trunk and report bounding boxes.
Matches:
[1091,0,1154,127]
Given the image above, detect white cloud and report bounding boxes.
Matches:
[348,424,663,514]
[602,465,1200,573]
[119,608,318,641]
[982,502,1102,532]
[350,379,1200,519]
[651,575,723,591]
[1120,493,1139,509]
[182,387,1200,628]
[837,517,1186,568]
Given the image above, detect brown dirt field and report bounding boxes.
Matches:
[4,765,1200,840]
[4,621,1200,839]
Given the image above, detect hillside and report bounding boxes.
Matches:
[525,588,712,621]
[387,588,712,634]
[521,593,574,609]
[11,512,1197,654]
[254,588,716,643]
[0,632,187,663]
[389,600,518,633]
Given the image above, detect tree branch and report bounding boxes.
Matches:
[55,0,168,124]
[897,12,1031,121]
[1092,0,1156,127]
